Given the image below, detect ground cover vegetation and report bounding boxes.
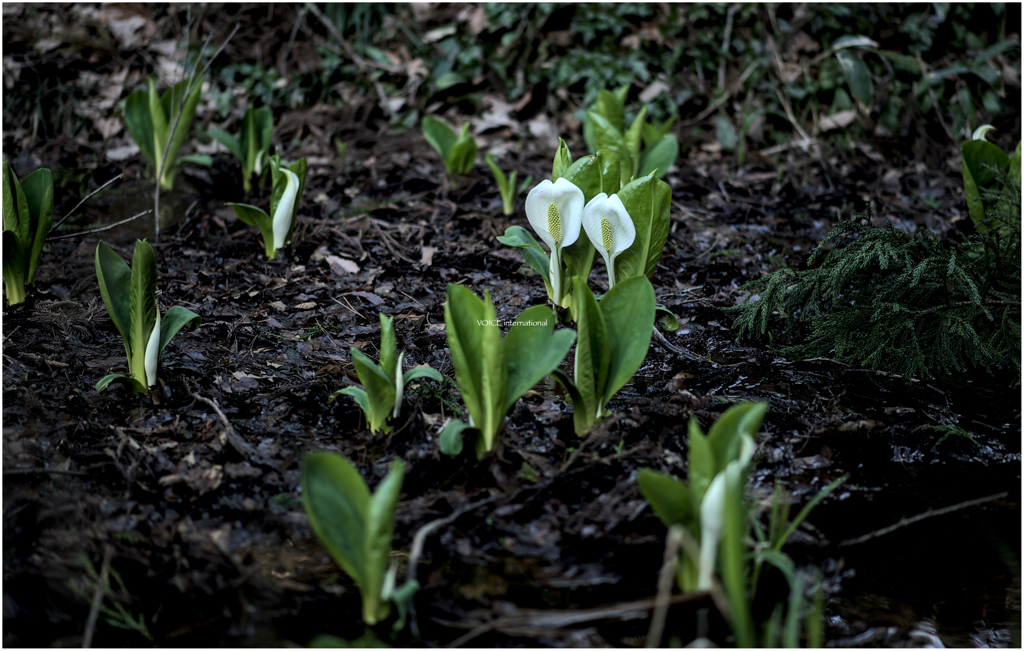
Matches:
[2,3,1020,647]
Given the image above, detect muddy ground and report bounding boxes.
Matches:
[3,6,1021,648]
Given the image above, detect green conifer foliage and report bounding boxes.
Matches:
[728,184,1020,387]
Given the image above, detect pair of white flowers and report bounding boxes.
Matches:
[525,178,636,302]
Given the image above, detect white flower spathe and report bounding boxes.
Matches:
[144,309,161,388]
[696,433,755,591]
[393,352,405,420]
[582,193,635,288]
[525,178,584,304]
[273,168,300,249]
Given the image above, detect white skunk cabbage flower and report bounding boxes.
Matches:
[393,352,405,420]
[525,178,584,305]
[144,309,161,388]
[273,168,300,250]
[972,124,996,141]
[582,193,635,288]
[696,433,756,591]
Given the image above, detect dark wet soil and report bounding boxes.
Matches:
[4,117,1019,648]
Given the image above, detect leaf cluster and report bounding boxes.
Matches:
[2,159,53,305]
[728,203,1021,387]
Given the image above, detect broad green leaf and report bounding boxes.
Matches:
[503,304,575,413]
[95,241,133,353]
[96,373,131,392]
[625,106,648,177]
[159,77,203,190]
[128,240,158,387]
[438,419,471,456]
[2,230,27,305]
[637,469,695,528]
[485,154,509,195]
[158,305,201,354]
[552,138,573,181]
[656,305,679,331]
[497,226,552,286]
[378,313,398,385]
[19,168,53,284]
[333,386,371,420]
[599,276,655,409]
[301,452,371,590]
[208,128,243,161]
[449,125,478,177]
[594,88,626,134]
[706,402,767,470]
[638,134,678,179]
[402,366,443,385]
[549,368,584,415]
[361,459,404,624]
[422,116,457,161]
[612,82,630,106]
[835,50,873,108]
[614,174,671,281]
[687,418,716,505]
[571,276,610,432]
[351,348,398,434]
[226,203,275,258]
[588,110,632,181]
[721,461,754,647]
[176,153,212,167]
[445,285,505,450]
[124,87,157,163]
[960,140,1010,228]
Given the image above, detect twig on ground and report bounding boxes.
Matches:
[50,174,123,232]
[838,492,1009,547]
[48,210,153,240]
[646,524,685,648]
[651,326,708,364]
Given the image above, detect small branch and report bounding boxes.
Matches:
[48,210,152,240]
[4,468,90,477]
[304,3,403,74]
[49,174,123,232]
[82,545,114,648]
[646,524,684,648]
[838,492,1008,547]
[651,325,708,363]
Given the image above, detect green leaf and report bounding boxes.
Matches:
[361,459,403,625]
[599,276,655,409]
[128,240,158,387]
[95,241,133,355]
[333,386,372,422]
[448,124,478,177]
[570,277,610,433]
[716,114,738,152]
[625,106,648,177]
[378,313,398,385]
[835,50,873,108]
[961,140,1011,228]
[637,469,695,528]
[176,153,212,167]
[706,402,767,470]
[486,155,509,194]
[227,202,276,258]
[158,77,203,190]
[638,134,678,179]
[159,305,201,354]
[656,305,679,331]
[721,461,754,647]
[124,87,157,164]
[208,128,243,161]
[96,373,131,393]
[614,174,671,281]
[444,285,505,451]
[438,419,471,456]
[552,138,573,181]
[301,452,371,597]
[687,420,716,505]
[1010,141,1021,184]
[19,168,53,284]
[350,348,398,434]
[2,230,27,305]
[402,366,443,385]
[497,226,552,289]
[422,116,457,163]
[594,88,626,134]
[588,110,632,181]
[503,304,575,413]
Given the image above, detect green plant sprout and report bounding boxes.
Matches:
[330,312,442,435]
[422,116,477,187]
[302,452,411,626]
[95,240,201,394]
[208,106,274,193]
[440,284,575,458]
[2,159,53,305]
[961,124,1021,233]
[124,76,210,192]
[639,403,847,646]
[584,85,679,180]
[551,275,655,435]
[226,153,308,258]
[485,154,532,215]
[70,554,152,642]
